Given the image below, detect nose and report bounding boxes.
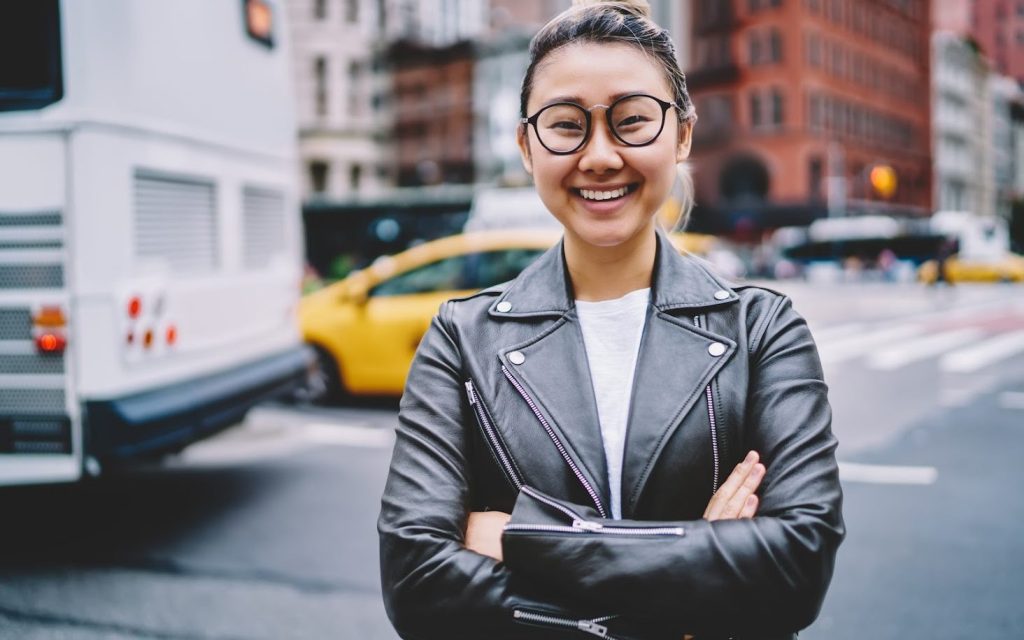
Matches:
[576,117,624,174]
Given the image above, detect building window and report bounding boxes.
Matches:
[749,28,783,65]
[348,61,362,116]
[345,0,359,23]
[771,89,785,126]
[806,32,822,66]
[350,164,362,191]
[314,0,327,20]
[314,56,328,117]
[809,156,823,199]
[310,161,329,194]
[750,92,763,128]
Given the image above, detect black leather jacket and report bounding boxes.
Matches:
[378,231,844,640]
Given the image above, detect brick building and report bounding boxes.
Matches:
[389,40,476,186]
[685,0,933,236]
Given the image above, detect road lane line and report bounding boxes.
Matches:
[811,323,866,343]
[998,391,1024,410]
[838,462,938,485]
[940,330,1024,373]
[817,324,922,365]
[866,328,983,370]
[300,422,395,448]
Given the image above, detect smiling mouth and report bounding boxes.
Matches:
[572,184,639,202]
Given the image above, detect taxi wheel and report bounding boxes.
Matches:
[304,345,346,405]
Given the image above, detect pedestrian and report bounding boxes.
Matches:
[378,2,844,638]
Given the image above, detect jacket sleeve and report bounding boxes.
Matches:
[378,303,644,640]
[501,296,845,637]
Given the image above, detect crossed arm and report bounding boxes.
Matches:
[465,450,767,562]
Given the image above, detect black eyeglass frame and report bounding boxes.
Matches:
[520,93,681,156]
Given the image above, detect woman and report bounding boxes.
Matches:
[378,2,844,638]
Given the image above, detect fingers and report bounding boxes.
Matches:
[703,451,765,521]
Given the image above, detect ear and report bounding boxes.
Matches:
[675,121,693,164]
[516,123,534,175]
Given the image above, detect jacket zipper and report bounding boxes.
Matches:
[465,380,523,490]
[693,316,722,493]
[513,610,619,639]
[504,486,684,537]
[502,365,608,518]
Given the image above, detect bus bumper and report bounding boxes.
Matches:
[84,346,313,460]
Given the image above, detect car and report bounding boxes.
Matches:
[299,229,716,400]
[918,253,1024,284]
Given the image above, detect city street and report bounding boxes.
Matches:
[2,282,1024,639]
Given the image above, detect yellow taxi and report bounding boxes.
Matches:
[300,229,714,399]
[918,253,1024,284]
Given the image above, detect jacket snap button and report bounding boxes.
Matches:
[496,301,512,313]
[508,351,526,365]
[708,342,726,357]
[714,290,730,300]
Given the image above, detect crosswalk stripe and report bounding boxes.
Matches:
[867,328,983,371]
[817,324,922,365]
[811,323,866,342]
[998,392,1024,410]
[940,330,1024,373]
[839,462,938,485]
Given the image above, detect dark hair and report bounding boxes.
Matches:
[519,0,698,230]
[519,0,696,126]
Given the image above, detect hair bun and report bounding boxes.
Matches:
[570,0,652,19]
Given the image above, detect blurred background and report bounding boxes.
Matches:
[1,0,1023,638]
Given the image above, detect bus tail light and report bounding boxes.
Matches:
[35,332,67,354]
[32,305,67,355]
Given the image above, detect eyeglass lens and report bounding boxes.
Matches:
[535,95,666,153]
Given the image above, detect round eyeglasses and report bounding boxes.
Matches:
[521,93,680,155]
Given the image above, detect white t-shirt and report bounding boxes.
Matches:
[574,287,650,520]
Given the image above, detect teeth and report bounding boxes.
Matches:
[580,186,629,201]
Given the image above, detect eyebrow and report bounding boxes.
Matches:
[540,91,645,108]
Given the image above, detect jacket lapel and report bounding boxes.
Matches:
[498,313,610,512]
[620,309,736,517]
[489,230,741,517]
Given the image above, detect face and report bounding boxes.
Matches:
[518,42,692,251]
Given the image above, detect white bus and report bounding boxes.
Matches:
[0,0,309,485]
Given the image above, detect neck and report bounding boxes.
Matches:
[565,224,658,302]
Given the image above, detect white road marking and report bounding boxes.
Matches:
[839,462,938,485]
[940,330,1024,373]
[301,422,396,448]
[178,422,395,466]
[998,391,1024,410]
[811,323,866,343]
[867,328,983,371]
[817,324,923,365]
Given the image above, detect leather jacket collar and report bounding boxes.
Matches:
[488,228,739,319]
[481,229,744,515]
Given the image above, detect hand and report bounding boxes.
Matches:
[703,450,765,521]
[465,510,511,561]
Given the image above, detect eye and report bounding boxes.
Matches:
[615,114,652,129]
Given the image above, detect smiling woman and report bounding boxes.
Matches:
[378,2,844,639]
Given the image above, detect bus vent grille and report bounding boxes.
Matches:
[0,309,32,340]
[242,186,287,269]
[0,210,64,289]
[0,353,65,375]
[134,172,219,273]
[0,416,71,455]
[0,388,65,415]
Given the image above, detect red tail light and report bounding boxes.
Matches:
[35,332,66,354]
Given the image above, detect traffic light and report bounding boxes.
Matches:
[869,164,897,199]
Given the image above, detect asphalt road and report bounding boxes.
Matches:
[1,282,1023,639]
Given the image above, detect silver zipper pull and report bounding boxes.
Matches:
[572,519,604,532]
[464,381,477,404]
[577,620,609,637]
